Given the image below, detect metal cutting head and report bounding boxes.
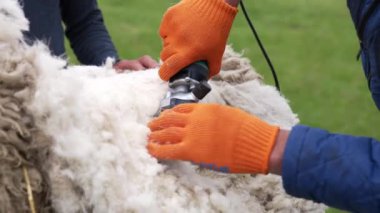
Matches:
[155,61,211,116]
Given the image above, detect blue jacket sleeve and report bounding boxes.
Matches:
[60,0,119,65]
[282,125,380,213]
[347,0,380,109]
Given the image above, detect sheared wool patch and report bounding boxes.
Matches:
[0,0,327,212]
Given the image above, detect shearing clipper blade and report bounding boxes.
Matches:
[155,61,211,116]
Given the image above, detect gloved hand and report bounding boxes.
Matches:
[147,104,279,174]
[158,0,238,81]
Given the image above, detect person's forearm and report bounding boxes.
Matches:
[269,129,288,175]
[61,0,119,66]
[225,0,240,7]
[281,125,380,212]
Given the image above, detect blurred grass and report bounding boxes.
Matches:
[230,0,380,139]
[65,1,378,212]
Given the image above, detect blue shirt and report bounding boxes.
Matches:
[282,1,380,212]
[20,0,119,65]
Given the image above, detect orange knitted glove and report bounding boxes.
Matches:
[158,0,238,81]
[147,104,279,174]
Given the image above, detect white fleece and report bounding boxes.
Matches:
[26,47,324,212]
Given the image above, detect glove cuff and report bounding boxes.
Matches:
[233,116,279,174]
[183,0,238,22]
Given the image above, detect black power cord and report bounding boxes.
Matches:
[239,0,281,91]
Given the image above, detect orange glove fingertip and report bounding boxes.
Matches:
[147,142,186,160]
[149,127,185,145]
[171,103,196,113]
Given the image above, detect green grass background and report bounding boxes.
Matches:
[65,0,378,212]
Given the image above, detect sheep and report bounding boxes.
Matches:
[0,0,326,212]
